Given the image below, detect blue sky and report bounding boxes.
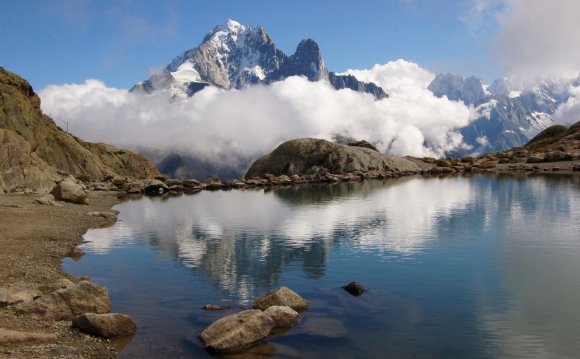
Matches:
[0,0,502,90]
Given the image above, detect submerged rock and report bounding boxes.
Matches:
[252,287,309,311]
[198,309,275,352]
[72,313,136,338]
[343,281,365,296]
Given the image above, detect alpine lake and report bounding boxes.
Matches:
[64,173,580,359]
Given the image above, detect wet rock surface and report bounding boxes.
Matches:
[73,312,137,338]
[199,309,275,352]
[253,287,309,311]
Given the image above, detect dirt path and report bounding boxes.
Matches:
[0,192,121,358]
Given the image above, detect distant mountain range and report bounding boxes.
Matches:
[132,20,386,99]
[129,20,579,178]
[428,73,577,155]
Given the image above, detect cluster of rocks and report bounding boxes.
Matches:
[0,280,136,346]
[199,287,307,353]
[420,148,580,175]
[198,282,369,354]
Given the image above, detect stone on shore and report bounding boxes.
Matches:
[198,309,275,352]
[72,313,136,338]
[15,281,110,320]
[264,306,302,328]
[252,287,309,311]
[50,178,88,205]
[144,179,169,195]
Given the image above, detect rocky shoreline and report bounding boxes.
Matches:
[0,191,128,358]
[1,163,579,358]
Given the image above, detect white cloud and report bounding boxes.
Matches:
[554,84,580,125]
[40,60,472,171]
[479,0,580,82]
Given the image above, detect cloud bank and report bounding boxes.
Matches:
[40,60,472,170]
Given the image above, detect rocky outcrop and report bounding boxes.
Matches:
[246,138,421,178]
[198,309,275,352]
[72,313,137,338]
[0,67,158,193]
[252,287,309,311]
[0,129,59,193]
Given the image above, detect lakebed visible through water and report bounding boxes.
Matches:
[64,174,580,359]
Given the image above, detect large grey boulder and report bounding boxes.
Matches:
[50,177,88,204]
[15,281,110,320]
[198,309,275,352]
[72,313,136,338]
[246,138,420,178]
[252,287,309,311]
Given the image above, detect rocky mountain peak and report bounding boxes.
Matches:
[286,39,328,81]
[427,73,488,105]
[133,20,386,99]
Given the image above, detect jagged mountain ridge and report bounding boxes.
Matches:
[428,73,574,154]
[132,20,387,99]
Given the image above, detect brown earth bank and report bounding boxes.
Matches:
[0,191,123,358]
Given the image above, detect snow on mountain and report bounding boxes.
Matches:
[429,73,575,154]
[132,20,386,99]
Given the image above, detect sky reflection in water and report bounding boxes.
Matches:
[67,174,580,358]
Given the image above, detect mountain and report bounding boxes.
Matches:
[0,67,158,193]
[132,20,387,99]
[428,73,573,155]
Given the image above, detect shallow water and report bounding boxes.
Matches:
[64,174,580,358]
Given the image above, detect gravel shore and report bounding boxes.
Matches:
[0,191,122,358]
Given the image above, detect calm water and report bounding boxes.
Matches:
[64,174,580,359]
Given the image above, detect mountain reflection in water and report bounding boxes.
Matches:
[68,174,580,359]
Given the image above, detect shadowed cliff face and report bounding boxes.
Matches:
[0,67,158,193]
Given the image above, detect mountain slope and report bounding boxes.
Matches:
[428,73,571,154]
[0,67,158,193]
[132,20,387,99]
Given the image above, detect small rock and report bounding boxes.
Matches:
[72,313,136,338]
[264,306,301,328]
[202,304,225,311]
[198,309,275,352]
[0,328,57,344]
[342,281,365,296]
[252,287,308,311]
